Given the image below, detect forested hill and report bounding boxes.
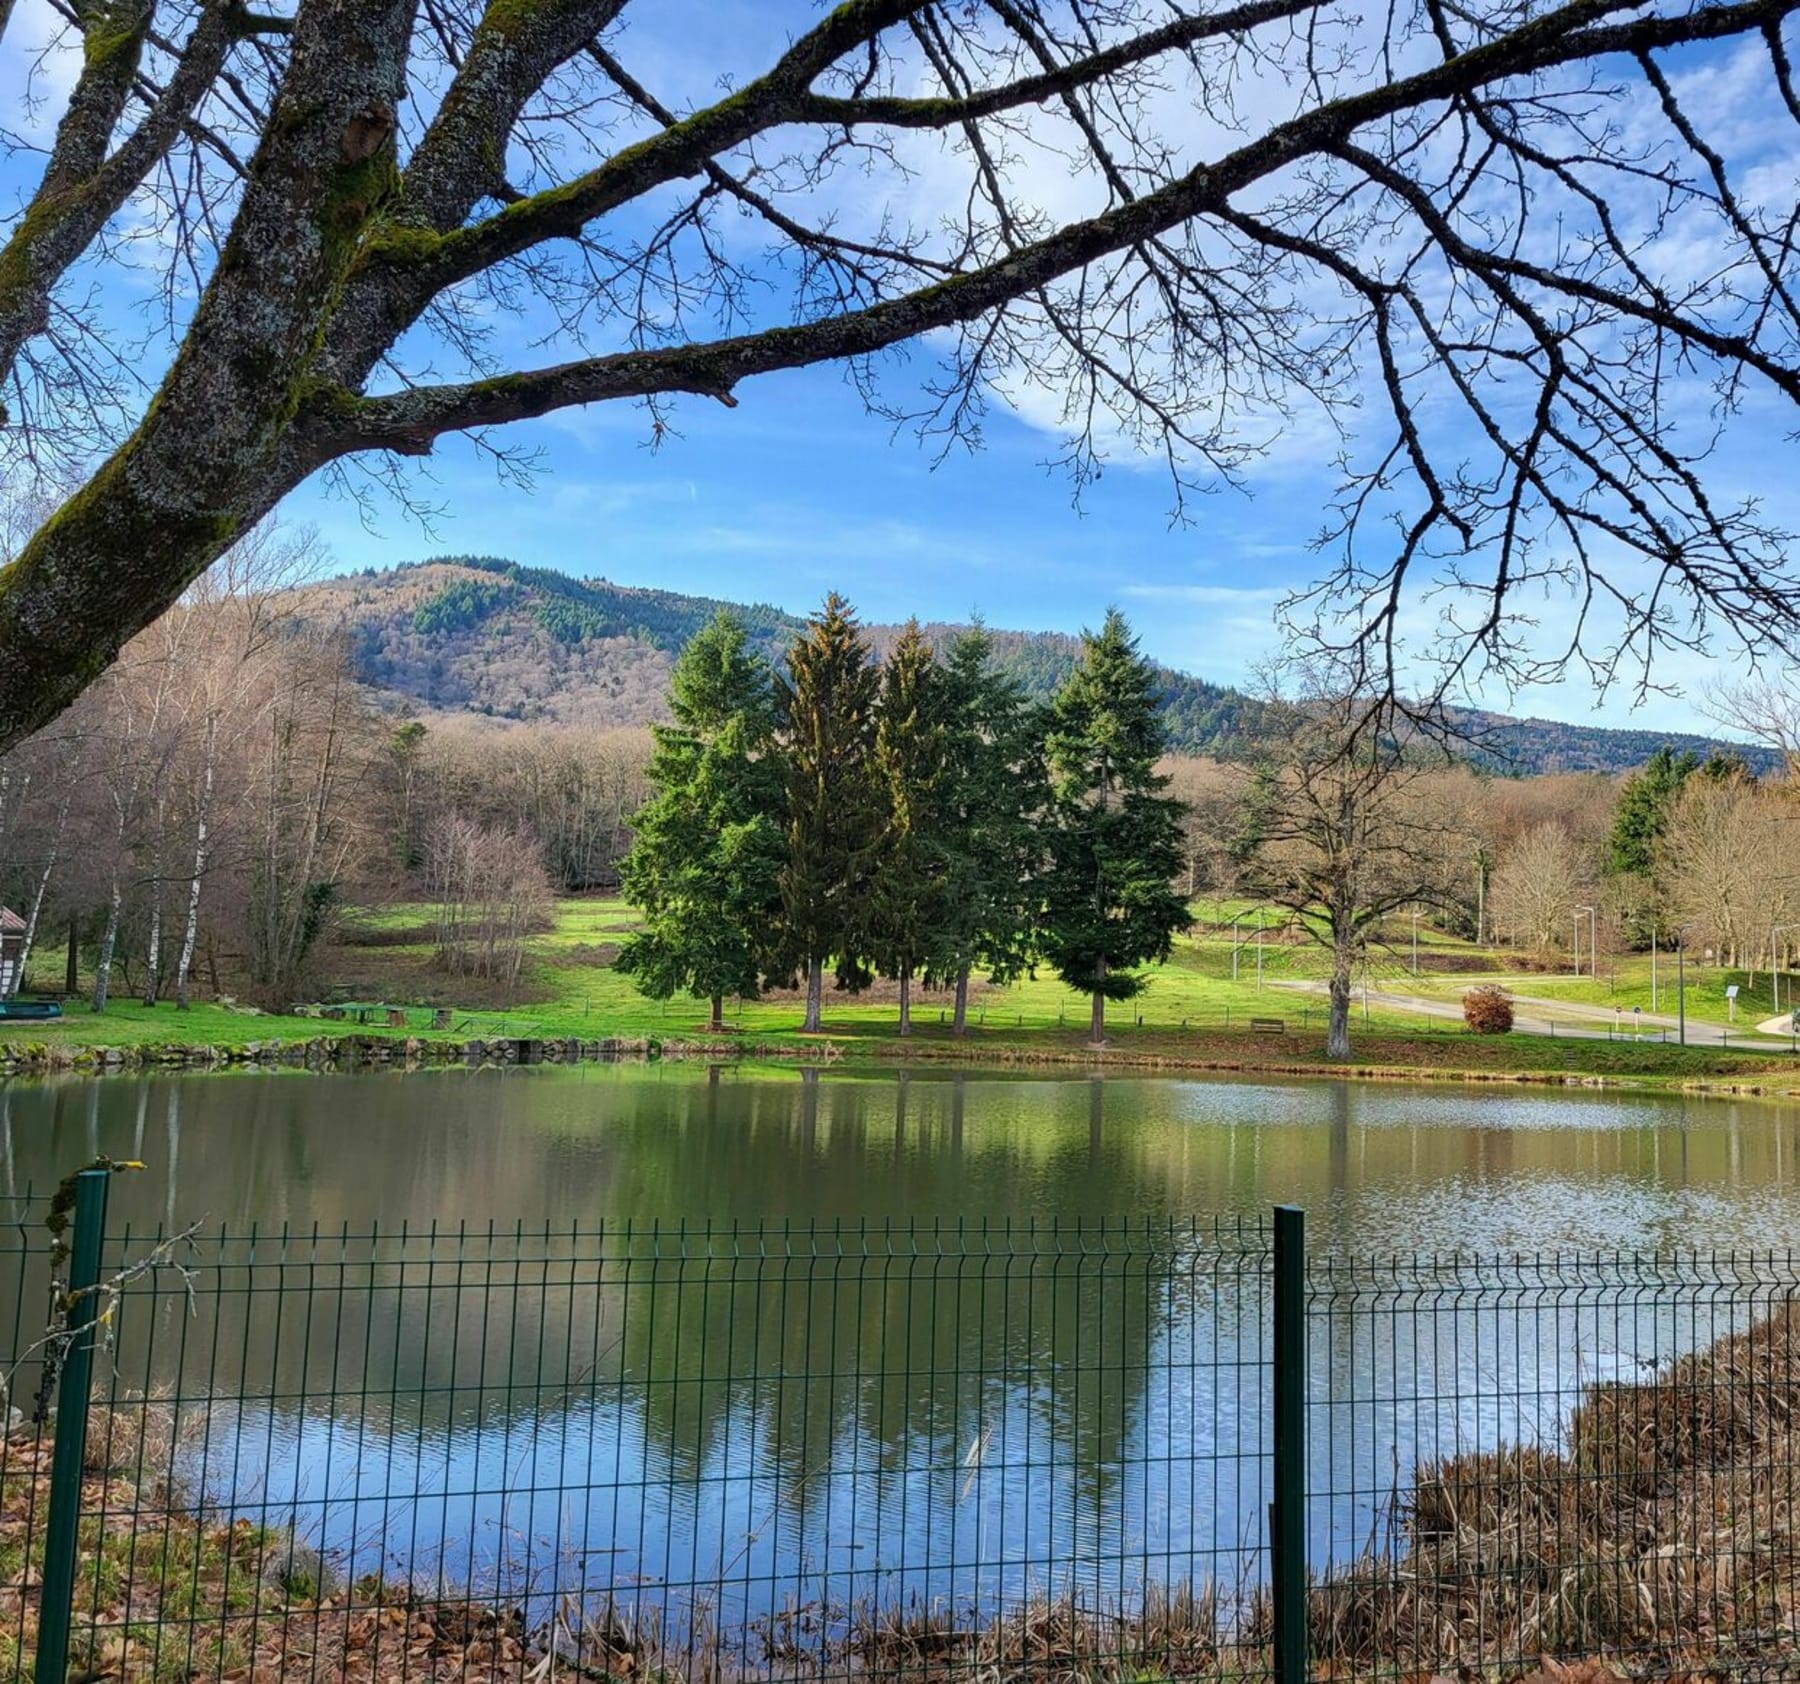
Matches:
[290,557,1766,774]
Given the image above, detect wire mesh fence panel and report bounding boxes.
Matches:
[0,1194,51,1684]
[10,1194,1800,1684]
[1306,1250,1800,1680]
[5,1214,1275,1684]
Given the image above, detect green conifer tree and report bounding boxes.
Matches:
[616,612,784,1031]
[1607,745,1698,945]
[869,622,952,1035]
[1609,746,1699,877]
[776,595,881,1032]
[938,623,1047,1033]
[1040,609,1189,1045]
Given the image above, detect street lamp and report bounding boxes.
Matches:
[1411,904,1420,977]
[1229,909,1251,982]
[1666,921,1695,1045]
[1572,905,1597,977]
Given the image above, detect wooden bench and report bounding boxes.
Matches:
[1247,1017,1286,1033]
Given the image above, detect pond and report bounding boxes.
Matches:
[4,1064,1799,1249]
[3,1066,1797,1649]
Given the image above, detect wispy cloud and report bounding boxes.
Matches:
[1121,582,1286,606]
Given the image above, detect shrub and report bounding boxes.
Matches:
[1462,984,1514,1034]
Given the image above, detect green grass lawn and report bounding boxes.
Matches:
[8,898,1797,1087]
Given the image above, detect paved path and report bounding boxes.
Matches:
[1271,979,1796,1051]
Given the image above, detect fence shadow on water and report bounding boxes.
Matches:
[1,1176,1799,1682]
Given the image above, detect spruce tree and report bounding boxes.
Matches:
[776,595,881,1032]
[1040,609,1189,1045]
[616,612,784,1031]
[938,624,1046,1034]
[1607,745,1698,944]
[869,622,952,1035]
[1609,746,1698,878]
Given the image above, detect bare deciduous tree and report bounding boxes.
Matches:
[428,816,552,990]
[1659,770,1794,974]
[1490,822,1594,961]
[1707,681,1800,777]
[1242,689,1469,1059]
[1160,756,1247,899]
[405,720,653,892]
[2,0,1799,747]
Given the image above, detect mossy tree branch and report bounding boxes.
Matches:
[2,0,1799,753]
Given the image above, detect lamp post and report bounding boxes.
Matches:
[1411,905,1420,977]
[1229,910,1249,982]
[1257,906,1265,990]
[1650,922,1657,1013]
[1572,905,1596,976]
[1669,922,1696,1045]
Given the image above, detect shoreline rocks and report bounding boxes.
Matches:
[0,1031,846,1079]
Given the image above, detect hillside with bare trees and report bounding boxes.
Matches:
[286,560,1768,776]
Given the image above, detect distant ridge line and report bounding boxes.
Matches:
[289,556,1773,777]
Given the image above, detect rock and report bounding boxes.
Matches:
[258,1531,342,1603]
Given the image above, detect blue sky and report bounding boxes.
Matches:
[287,355,1304,675]
[4,0,1797,732]
[286,346,1794,733]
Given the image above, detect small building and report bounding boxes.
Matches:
[0,908,23,997]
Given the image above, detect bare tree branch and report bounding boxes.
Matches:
[1,0,1798,751]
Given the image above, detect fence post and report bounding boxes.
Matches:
[1271,1204,1307,1684]
[36,1168,111,1684]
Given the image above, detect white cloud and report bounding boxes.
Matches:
[0,0,82,153]
[1121,581,1285,606]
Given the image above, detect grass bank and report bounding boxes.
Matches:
[5,898,1798,1092]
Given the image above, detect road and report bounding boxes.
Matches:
[1271,979,1798,1051]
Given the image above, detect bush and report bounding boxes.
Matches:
[1462,984,1514,1034]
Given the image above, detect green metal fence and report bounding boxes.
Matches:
[2,1174,1799,1682]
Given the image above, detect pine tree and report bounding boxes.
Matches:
[937,624,1046,1034]
[776,595,881,1033]
[869,622,952,1035]
[1607,745,1698,945]
[617,612,784,1031]
[1040,609,1189,1044]
[1609,746,1698,877]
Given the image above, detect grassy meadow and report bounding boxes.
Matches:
[5,897,1797,1086]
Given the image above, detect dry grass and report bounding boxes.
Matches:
[21,1304,1800,1684]
[1315,1300,1800,1676]
[839,1581,1231,1681]
[0,1420,553,1683]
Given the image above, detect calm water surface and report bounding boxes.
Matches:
[3,1064,1799,1247]
[3,1067,1797,1634]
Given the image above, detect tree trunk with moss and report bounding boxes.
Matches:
[1,0,1796,756]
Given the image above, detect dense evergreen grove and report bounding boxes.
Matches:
[4,545,1791,1051]
[618,600,1188,1042]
